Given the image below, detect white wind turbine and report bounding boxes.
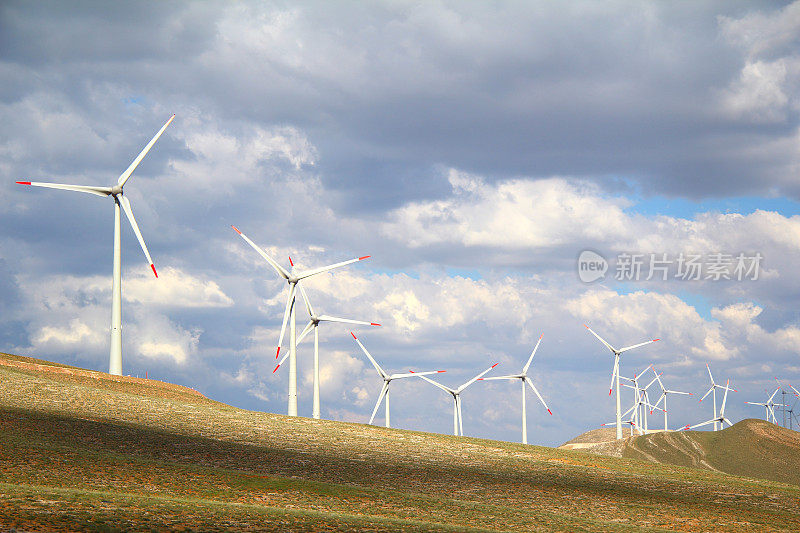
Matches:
[232,225,370,416]
[682,379,734,431]
[419,363,499,436]
[273,287,380,419]
[480,335,552,444]
[584,324,659,440]
[652,370,692,431]
[16,115,175,376]
[745,387,784,424]
[699,364,736,431]
[351,332,445,428]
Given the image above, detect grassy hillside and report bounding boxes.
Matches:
[622,420,800,486]
[1,352,800,531]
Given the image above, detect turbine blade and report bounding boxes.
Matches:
[619,338,659,353]
[458,363,498,393]
[295,321,315,345]
[699,386,714,402]
[584,324,617,353]
[609,353,620,396]
[231,226,290,280]
[368,382,389,425]
[688,419,715,430]
[351,332,387,378]
[297,283,315,318]
[706,363,715,385]
[16,181,112,197]
[522,334,543,374]
[720,380,731,416]
[389,370,445,380]
[118,114,175,187]
[768,386,781,403]
[317,315,378,326]
[296,255,371,280]
[524,377,552,415]
[275,284,296,359]
[417,374,455,394]
[118,195,156,277]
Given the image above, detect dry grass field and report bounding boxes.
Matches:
[1,351,799,532]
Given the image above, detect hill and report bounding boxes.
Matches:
[1,352,800,531]
[623,420,800,486]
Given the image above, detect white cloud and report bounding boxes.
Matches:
[382,170,633,249]
[720,59,790,123]
[125,267,234,308]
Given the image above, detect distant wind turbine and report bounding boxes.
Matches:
[745,387,784,424]
[419,363,498,436]
[683,379,734,431]
[480,334,552,444]
[16,115,175,375]
[652,370,692,431]
[699,364,736,431]
[232,225,370,416]
[351,332,445,428]
[584,324,659,440]
[273,288,380,419]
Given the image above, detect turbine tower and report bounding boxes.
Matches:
[351,332,445,428]
[419,363,498,436]
[232,226,369,416]
[584,324,659,440]
[273,288,380,419]
[480,334,552,444]
[17,115,174,375]
[699,364,736,431]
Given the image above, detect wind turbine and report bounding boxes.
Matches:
[652,370,692,431]
[682,379,734,431]
[745,387,784,424]
[699,364,736,431]
[16,115,175,376]
[419,363,498,436]
[350,332,445,428]
[273,288,380,419]
[479,334,552,444]
[232,225,370,416]
[584,324,659,440]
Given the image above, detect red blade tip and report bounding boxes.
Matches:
[358,255,371,260]
[272,364,280,374]
[151,264,158,278]
[609,389,613,395]
[275,347,281,359]
[351,332,357,339]
[288,256,294,266]
[437,370,446,373]
[16,181,31,185]
[547,409,552,415]
[491,363,498,368]
[231,225,241,234]
[653,338,660,342]
[371,323,381,326]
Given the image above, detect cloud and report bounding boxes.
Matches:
[124,267,234,308]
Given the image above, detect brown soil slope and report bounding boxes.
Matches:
[2,352,800,532]
[622,419,800,486]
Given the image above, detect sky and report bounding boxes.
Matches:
[2,1,800,446]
